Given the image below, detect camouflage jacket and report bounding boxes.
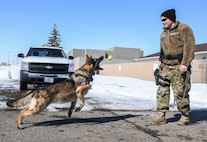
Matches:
[160,21,195,67]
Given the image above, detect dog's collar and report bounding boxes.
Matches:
[71,74,88,86]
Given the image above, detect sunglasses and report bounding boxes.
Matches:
[161,18,167,22]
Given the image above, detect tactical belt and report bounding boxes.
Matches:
[164,52,183,62]
[163,62,179,66]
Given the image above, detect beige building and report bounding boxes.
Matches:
[67,46,143,69]
[67,43,207,83]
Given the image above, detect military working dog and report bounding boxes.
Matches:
[7,55,104,129]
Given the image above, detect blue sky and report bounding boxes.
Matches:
[1,0,206,64]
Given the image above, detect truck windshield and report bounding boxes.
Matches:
[27,48,67,58]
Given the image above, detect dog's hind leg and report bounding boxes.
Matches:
[68,101,76,117]
[17,108,36,129]
[17,104,47,129]
[17,95,50,129]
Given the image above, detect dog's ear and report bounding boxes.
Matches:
[86,55,89,59]
[86,55,90,63]
[86,54,94,65]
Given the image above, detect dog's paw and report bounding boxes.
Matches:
[68,111,72,117]
[74,107,81,112]
[17,124,23,130]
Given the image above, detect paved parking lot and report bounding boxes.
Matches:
[0,110,206,142]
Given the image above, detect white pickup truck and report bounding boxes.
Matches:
[18,46,74,90]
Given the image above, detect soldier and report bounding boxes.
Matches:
[150,9,195,125]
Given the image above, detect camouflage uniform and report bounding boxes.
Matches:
[157,64,191,115]
[150,8,196,125]
[157,21,195,115]
[157,22,195,115]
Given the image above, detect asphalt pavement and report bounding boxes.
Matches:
[0,109,206,142]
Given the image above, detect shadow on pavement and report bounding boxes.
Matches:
[33,114,140,127]
[167,110,207,124]
[190,110,207,124]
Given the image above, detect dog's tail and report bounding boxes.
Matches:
[7,91,34,108]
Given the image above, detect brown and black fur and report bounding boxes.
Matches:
[7,55,104,129]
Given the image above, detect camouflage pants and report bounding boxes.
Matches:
[156,64,191,115]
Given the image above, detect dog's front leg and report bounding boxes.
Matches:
[68,101,76,117]
[74,91,84,112]
[74,84,90,112]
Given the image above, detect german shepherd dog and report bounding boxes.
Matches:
[7,55,104,129]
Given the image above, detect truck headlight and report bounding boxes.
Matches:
[21,62,29,71]
[68,63,74,72]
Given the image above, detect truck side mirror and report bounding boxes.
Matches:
[18,53,25,58]
[68,56,74,60]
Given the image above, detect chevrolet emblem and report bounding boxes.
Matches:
[45,65,53,69]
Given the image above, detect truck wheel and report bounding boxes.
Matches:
[20,82,27,90]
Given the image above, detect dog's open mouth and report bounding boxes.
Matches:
[94,56,104,71]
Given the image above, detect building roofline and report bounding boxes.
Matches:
[143,43,207,58]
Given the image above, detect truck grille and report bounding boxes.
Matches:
[29,63,68,74]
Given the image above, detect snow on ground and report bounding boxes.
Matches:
[0,65,207,112]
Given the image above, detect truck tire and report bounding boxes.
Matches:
[20,81,27,90]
